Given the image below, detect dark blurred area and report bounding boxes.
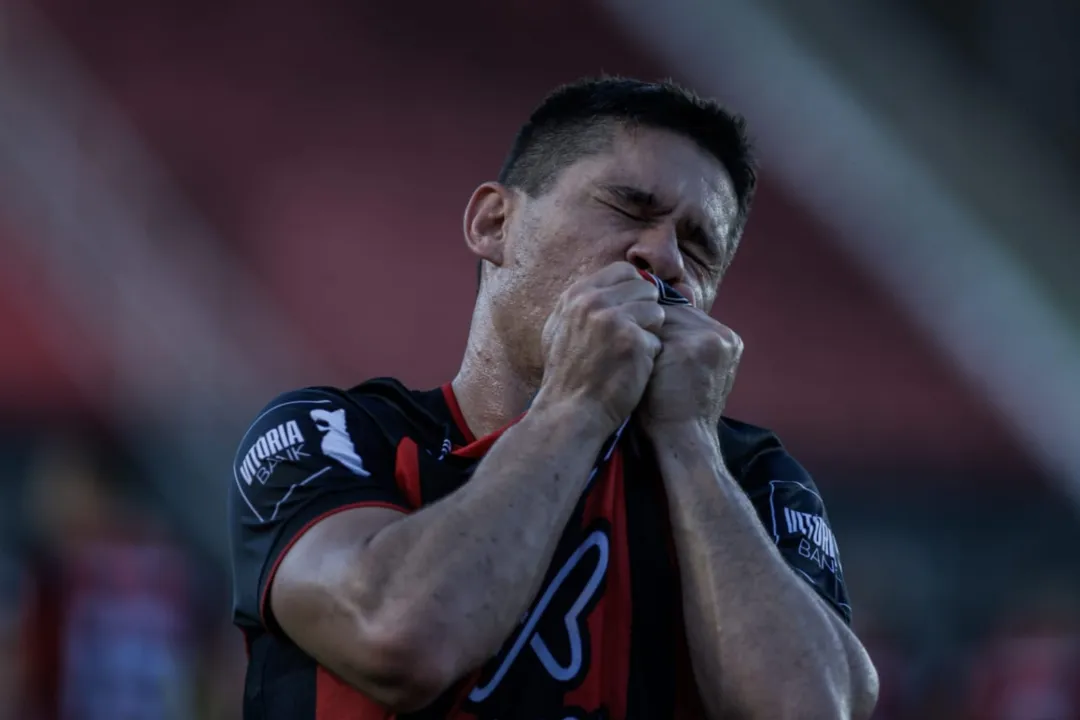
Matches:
[1,0,1078,717]
[1,431,243,719]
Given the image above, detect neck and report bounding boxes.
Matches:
[451,313,538,440]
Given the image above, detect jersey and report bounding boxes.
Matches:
[21,529,219,720]
[229,378,851,719]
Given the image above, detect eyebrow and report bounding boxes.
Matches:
[600,183,673,214]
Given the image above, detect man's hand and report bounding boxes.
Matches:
[536,262,665,435]
[639,305,743,431]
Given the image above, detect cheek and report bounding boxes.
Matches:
[515,208,629,287]
[521,229,589,280]
[560,228,630,276]
[699,284,720,314]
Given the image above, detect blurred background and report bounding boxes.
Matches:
[1,0,1079,717]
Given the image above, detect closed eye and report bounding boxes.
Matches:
[600,200,648,223]
[684,244,722,273]
[679,222,723,268]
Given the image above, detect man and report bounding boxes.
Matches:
[18,433,240,720]
[229,77,879,719]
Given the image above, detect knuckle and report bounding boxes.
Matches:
[711,322,742,349]
[575,288,607,315]
[721,327,744,357]
[700,335,728,363]
[611,323,643,357]
[592,305,620,328]
[682,331,729,365]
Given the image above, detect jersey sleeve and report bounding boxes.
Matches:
[229,387,409,631]
[720,420,853,624]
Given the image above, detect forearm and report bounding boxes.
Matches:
[653,423,876,720]
[357,398,608,679]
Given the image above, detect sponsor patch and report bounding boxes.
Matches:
[784,506,842,575]
[239,420,307,486]
[769,480,843,576]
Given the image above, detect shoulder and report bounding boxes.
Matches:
[231,381,434,510]
[228,383,428,627]
[717,415,809,490]
[236,388,370,489]
[236,378,436,467]
[240,382,416,437]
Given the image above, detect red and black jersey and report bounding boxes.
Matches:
[229,378,851,719]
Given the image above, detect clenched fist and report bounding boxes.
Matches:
[533,262,666,437]
[639,305,743,431]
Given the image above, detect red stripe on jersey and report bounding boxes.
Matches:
[607,453,633,720]
[440,383,476,444]
[441,383,528,460]
[394,437,423,508]
[315,666,391,720]
[450,424,512,460]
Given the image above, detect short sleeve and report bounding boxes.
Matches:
[721,420,852,624]
[229,388,409,631]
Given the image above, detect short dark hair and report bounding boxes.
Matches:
[477,77,757,290]
[499,76,758,238]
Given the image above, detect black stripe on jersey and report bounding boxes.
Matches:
[244,632,317,719]
[624,430,678,719]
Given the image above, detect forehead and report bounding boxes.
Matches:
[560,126,738,230]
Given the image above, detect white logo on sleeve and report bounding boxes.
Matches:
[768,480,844,577]
[309,408,371,477]
[239,420,307,485]
[783,506,842,575]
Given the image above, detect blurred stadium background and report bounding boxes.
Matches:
[1,0,1079,717]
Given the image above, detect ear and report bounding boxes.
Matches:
[463,181,514,267]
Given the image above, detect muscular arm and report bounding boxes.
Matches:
[270,399,609,711]
[652,422,878,720]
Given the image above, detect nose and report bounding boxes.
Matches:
[626,224,685,287]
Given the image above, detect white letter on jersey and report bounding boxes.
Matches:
[309,408,371,477]
[468,530,609,703]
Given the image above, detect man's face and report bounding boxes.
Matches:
[484,126,740,377]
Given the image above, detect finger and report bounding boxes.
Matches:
[586,261,649,289]
[621,300,667,333]
[662,306,730,334]
[661,303,711,322]
[600,275,661,306]
[659,306,707,333]
[635,324,663,359]
[712,321,742,350]
[571,274,659,312]
[728,329,745,362]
